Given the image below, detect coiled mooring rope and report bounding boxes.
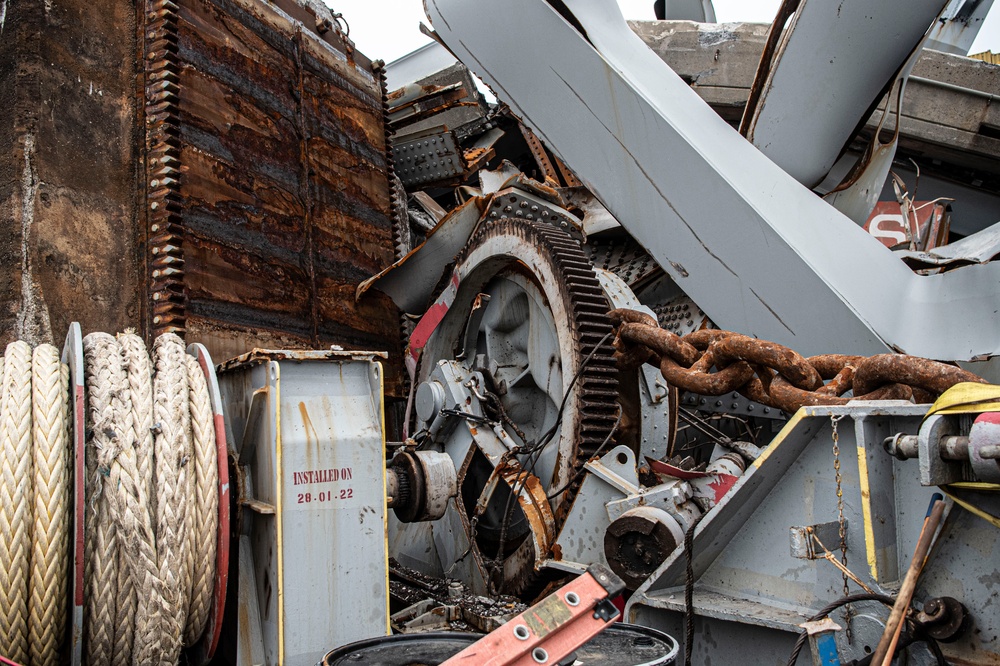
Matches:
[29,346,70,666]
[184,354,218,648]
[0,331,218,666]
[0,342,68,666]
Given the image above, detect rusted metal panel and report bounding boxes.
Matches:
[0,0,143,348]
[387,62,488,138]
[0,0,400,395]
[970,50,1000,64]
[169,0,401,390]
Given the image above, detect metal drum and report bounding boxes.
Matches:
[321,623,678,665]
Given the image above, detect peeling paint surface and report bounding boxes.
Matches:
[16,134,52,345]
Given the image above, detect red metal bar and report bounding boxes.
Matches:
[61,322,85,666]
[186,343,231,665]
[440,565,625,666]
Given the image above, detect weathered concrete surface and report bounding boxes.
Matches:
[0,0,142,347]
[630,21,1000,163]
[630,20,1000,189]
[629,21,770,124]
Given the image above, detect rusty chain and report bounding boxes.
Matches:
[609,308,986,414]
[830,414,854,642]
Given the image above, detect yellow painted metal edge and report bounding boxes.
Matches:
[942,487,1000,529]
[757,409,880,577]
[855,443,878,578]
[273,361,285,665]
[377,361,391,635]
[752,409,806,469]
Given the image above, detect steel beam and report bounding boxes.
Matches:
[426,0,1000,360]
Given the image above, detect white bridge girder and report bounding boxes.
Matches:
[425,0,1000,361]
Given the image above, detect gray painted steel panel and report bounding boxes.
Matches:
[220,351,389,665]
[426,0,1000,360]
[744,0,949,187]
[627,403,1000,664]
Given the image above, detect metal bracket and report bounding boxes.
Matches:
[790,521,845,560]
[439,566,624,666]
[918,413,964,486]
[484,187,585,242]
[395,127,466,187]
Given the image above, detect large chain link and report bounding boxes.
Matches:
[609,308,985,413]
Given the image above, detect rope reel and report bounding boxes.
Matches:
[1,341,67,666]
[0,327,227,666]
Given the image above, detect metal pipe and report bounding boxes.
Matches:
[884,434,919,459]
[883,434,995,461]
[909,75,1000,104]
[940,435,971,460]
[872,496,946,666]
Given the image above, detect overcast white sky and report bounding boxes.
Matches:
[326,0,1000,65]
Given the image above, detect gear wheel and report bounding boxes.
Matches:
[416,218,618,594]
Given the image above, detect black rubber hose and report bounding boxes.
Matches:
[786,593,896,666]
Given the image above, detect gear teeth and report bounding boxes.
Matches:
[145,0,184,337]
[373,60,408,263]
[429,218,621,596]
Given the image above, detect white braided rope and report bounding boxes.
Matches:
[28,345,69,666]
[119,333,155,519]
[113,553,136,666]
[1,332,219,665]
[118,332,167,664]
[1,341,34,664]
[89,497,118,665]
[108,339,136,666]
[183,355,218,646]
[152,333,191,665]
[83,333,122,666]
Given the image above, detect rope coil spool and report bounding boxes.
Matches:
[0,330,221,666]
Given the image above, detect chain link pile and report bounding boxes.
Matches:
[610,309,986,414]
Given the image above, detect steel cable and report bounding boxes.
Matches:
[491,330,615,590]
[786,593,896,665]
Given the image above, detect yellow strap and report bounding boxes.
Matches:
[947,482,1000,493]
[941,487,1000,530]
[925,382,1000,418]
